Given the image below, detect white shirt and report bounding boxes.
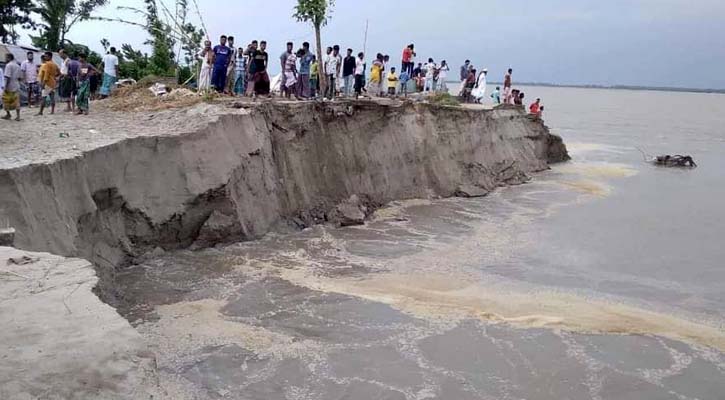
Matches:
[355,58,364,75]
[60,58,69,75]
[425,62,436,78]
[324,54,341,75]
[20,60,38,83]
[4,62,21,92]
[438,64,449,80]
[102,54,119,77]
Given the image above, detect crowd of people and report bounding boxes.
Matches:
[195,36,545,116]
[1,47,119,120]
[2,37,544,121]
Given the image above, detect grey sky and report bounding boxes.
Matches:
[24,0,725,89]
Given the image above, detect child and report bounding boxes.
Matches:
[387,67,399,96]
[490,86,501,105]
[399,70,410,96]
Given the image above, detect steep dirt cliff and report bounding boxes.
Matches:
[0,101,567,299]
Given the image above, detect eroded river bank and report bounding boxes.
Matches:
[2,94,724,399]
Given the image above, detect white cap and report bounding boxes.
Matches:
[483,68,488,72]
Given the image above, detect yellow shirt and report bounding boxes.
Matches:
[387,72,399,88]
[371,63,382,83]
[38,61,60,89]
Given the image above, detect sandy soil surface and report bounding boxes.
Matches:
[0,96,490,170]
[0,101,235,170]
[0,246,160,399]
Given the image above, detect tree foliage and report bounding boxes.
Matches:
[0,0,36,44]
[293,0,334,28]
[143,0,175,75]
[31,0,108,51]
[293,0,335,95]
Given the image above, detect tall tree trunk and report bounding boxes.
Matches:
[315,24,326,98]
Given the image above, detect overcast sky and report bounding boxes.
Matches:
[21,0,725,89]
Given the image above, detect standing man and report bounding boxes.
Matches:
[424,58,436,92]
[3,53,21,120]
[100,47,119,98]
[324,45,341,99]
[212,35,232,92]
[401,45,412,77]
[233,47,247,96]
[437,60,450,93]
[198,40,213,93]
[58,49,78,112]
[342,48,355,97]
[224,36,236,94]
[37,52,60,115]
[309,55,319,98]
[243,40,258,95]
[297,42,314,98]
[458,60,470,95]
[354,52,365,98]
[20,52,39,107]
[248,40,270,96]
[407,45,416,76]
[472,68,488,103]
[280,42,294,97]
[504,68,513,104]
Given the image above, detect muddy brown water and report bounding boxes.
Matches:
[115,87,725,400]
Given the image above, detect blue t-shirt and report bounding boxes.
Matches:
[213,45,231,68]
[299,52,314,75]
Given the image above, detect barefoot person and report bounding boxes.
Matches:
[386,67,399,96]
[297,42,314,98]
[503,68,513,104]
[224,36,236,94]
[58,49,79,112]
[233,47,247,96]
[282,48,299,99]
[3,53,21,121]
[212,35,231,93]
[197,40,213,93]
[20,51,39,108]
[472,68,488,103]
[37,52,60,116]
[99,47,119,98]
[75,54,97,115]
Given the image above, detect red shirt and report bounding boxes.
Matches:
[529,102,540,114]
[402,48,412,63]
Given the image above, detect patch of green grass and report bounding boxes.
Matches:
[428,92,461,107]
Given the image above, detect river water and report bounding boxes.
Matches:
[117,87,725,400]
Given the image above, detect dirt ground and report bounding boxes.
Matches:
[0,94,490,170]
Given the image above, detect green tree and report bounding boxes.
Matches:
[0,0,36,44]
[143,0,175,75]
[293,0,335,97]
[31,0,108,51]
[119,43,149,80]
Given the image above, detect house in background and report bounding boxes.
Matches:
[0,43,64,105]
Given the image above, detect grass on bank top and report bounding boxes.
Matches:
[427,92,461,107]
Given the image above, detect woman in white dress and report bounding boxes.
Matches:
[198,40,213,93]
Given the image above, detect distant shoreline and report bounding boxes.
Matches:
[482,82,725,95]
